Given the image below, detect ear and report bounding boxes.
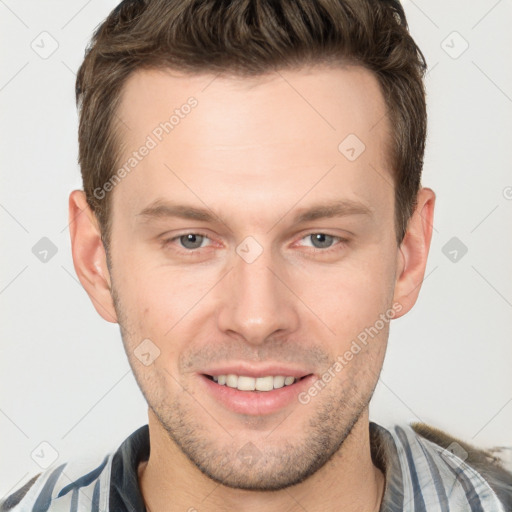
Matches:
[392,187,436,318]
[68,190,118,323]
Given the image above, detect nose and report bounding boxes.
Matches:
[216,242,300,346]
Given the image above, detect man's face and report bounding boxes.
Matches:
[107,65,400,489]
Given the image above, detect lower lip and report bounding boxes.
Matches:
[199,374,315,415]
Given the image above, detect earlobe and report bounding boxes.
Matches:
[392,187,436,318]
[68,190,118,323]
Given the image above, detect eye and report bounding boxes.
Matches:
[162,231,347,255]
[297,233,347,252]
[164,232,212,251]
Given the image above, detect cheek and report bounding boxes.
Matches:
[108,215,182,324]
[295,248,396,339]
[111,257,217,346]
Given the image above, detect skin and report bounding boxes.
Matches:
[69,64,435,511]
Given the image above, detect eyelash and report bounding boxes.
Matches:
[161,231,348,256]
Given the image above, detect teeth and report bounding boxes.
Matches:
[273,376,285,389]
[210,374,297,391]
[237,376,255,391]
[255,376,273,391]
[226,374,238,388]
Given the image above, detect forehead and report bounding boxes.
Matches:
[110,64,393,225]
[116,64,390,148]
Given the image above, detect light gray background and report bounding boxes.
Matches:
[1,0,511,498]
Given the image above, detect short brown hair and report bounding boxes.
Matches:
[76,0,427,247]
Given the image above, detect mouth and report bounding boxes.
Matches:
[203,373,312,392]
[199,371,315,415]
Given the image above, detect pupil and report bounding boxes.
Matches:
[312,233,332,248]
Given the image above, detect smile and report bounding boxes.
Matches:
[205,374,309,392]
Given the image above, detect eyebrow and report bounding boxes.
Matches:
[137,198,373,225]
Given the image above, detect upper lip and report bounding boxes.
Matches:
[200,364,313,379]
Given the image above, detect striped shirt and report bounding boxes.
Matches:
[1,422,510,511]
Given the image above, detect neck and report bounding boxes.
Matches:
[138,409,385,512]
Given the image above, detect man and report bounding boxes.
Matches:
[2,0,511,510]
